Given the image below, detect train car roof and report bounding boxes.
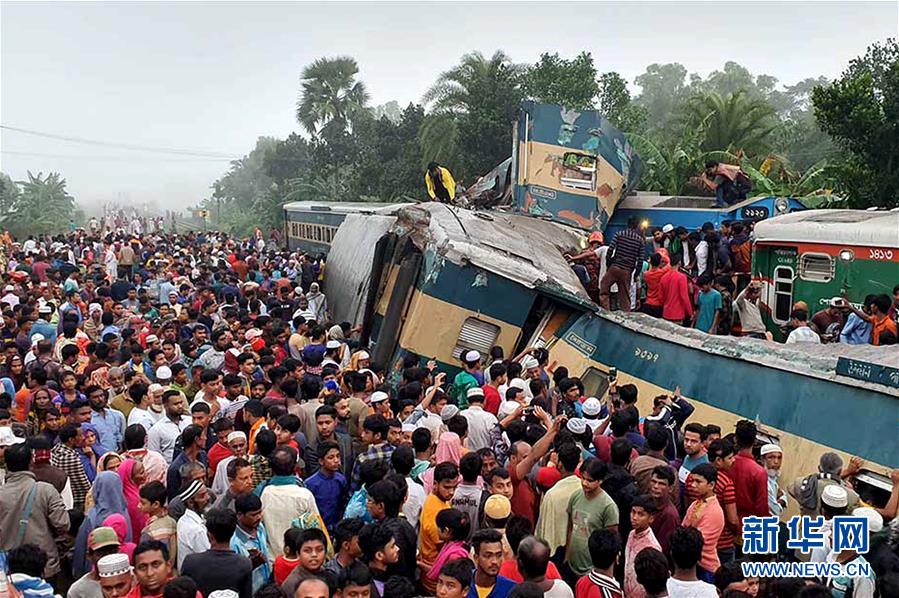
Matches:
[754,209,899,248]
[283,201,409,214]
[598,310,899,397]
[394,203,592,304]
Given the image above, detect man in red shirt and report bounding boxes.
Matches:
[660,253,693,326]
[708,438,741,566]
[482,363,506,416]
[507,409,560,525]
[728,420,769,523]
[641,251,670,318]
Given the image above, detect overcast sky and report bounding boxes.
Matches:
[1,1,896,211]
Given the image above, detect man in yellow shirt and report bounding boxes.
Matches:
[425,162,456,203]
[418,461,459,574]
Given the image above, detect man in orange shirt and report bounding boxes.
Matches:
[244,400,267,454]
[418,461,459,593]
[864,295,896,346]
[682,463,724,583]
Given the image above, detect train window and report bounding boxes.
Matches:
[580,366,610,399]
[287,221,337,244]
[559,152,597,192]
[853,469,893,509]
[799,253,834,283]
[772,266,794,324]
[452,318,501,360]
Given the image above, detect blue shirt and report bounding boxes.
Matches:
[305,469,348,530]
[230,523,273,594]
[90,407,126,453]
[695,288,722,333]
[840,313,872,345]
[468,574,516,598]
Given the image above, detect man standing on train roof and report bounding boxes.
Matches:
[700,161,752,207]
[425,161,456,203]
[599,217,645,313]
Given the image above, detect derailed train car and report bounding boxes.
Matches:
[547,310,899,508]
[326,202,594,380]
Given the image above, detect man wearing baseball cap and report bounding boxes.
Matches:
[788,452,860,518]
[69,527,122,598]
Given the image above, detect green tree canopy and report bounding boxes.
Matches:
[813,38,899,207]
[597,72,647,134]
[523,52,599,110]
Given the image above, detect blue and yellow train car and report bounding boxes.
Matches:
[327,202,594,380]
[510,101,642,232]
[547,310,898,505]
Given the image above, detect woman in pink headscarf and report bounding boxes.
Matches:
[421,432,464,494]
[118,458,148,537]
[103,513,136,562]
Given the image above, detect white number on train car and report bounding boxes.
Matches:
[868,248,894,260]
[634,348,659,362]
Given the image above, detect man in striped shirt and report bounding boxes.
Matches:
[599,217,646,313]
[50,423,91,511]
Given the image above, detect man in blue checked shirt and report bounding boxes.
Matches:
[231,493,273,594]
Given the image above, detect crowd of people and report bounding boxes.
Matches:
[567,217,899,346]
[0,223,897,598]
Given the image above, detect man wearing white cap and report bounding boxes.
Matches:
[827,506,879,597]
[452,350,483,409]
[760,444,787,518]
[322,339,342,369]
[460,387,497,452]
[31,304,57,344]
[96,553,134,598]
[808,484,851,564]
[24,333,45,367]
[1,284,19,308]
[581,397,606,433]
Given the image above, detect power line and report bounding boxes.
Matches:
[0,125,242,159]
[1,150,235,163]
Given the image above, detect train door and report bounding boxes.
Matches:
[761,247,798,328]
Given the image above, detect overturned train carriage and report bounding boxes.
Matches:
[326,202,594,381]
[547,310,899,509]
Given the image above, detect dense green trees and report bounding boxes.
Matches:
[0,171,76,237]
[812,39,899,207]
[207,41,896,235]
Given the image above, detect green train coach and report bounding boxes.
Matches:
[752,210,899,340]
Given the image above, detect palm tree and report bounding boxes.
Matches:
[296,56,370,137]
[422,51,524,178]
[682,90,778,157]
[423,50,523,114]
